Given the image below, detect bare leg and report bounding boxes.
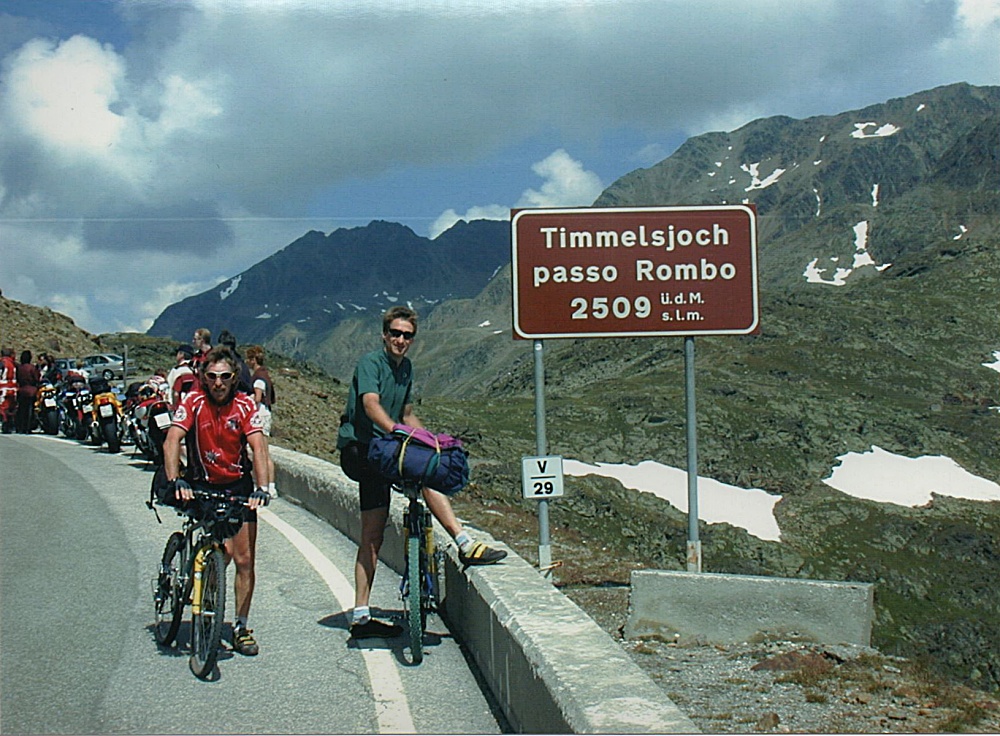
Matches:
[355,506,389,608]
[422,487,463,538]
[226,521,257,620]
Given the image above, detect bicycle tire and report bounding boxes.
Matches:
[406,533,423,664]
[189,546,226,679]
[154,532,186,646]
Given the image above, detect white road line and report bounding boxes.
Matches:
[259,508,416,734]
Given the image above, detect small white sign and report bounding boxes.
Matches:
[522,455,565,499]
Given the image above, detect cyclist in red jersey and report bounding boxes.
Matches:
[163,347,271,656]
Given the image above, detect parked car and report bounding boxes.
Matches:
[54,358,90,380]
[81,353,126,381]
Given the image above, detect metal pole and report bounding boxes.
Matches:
[533,339,553,578]
[684,336,702,572]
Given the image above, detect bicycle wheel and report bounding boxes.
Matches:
[406,533,423,664]
[189,545,226,679]
[154,532,186,646]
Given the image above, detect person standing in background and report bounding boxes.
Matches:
[191,328,212,368]
[0,348,17,434]
[245,344,277,498]
[15,350,39,433]
[166,344,196,409]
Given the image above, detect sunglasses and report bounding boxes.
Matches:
[387,328,415,340]
[205,371,235,383]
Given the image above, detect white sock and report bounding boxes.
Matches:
[353,606,370,625]
[454,531,474,553]
[236,616,248,631]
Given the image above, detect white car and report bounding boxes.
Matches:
[54,358,90,380]
[81,353,126,381]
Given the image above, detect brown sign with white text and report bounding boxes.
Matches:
[511,206,758,339]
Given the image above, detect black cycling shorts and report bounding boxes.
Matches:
[340,442,391,512]
[190,476,258,524]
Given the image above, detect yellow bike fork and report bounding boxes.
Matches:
[190,545,210,615]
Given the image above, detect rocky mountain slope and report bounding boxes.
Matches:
[0,290,102,359]
[147,218,510,368]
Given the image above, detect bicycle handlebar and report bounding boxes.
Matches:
[191,488,270,507]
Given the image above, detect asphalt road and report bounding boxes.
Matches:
[0,433,504,734]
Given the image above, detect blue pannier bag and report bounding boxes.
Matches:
[367,424,469,496]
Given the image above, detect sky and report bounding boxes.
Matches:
[1,0,998,335]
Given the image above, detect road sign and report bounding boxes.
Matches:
[511,205,758,339]
[521,455,564,499]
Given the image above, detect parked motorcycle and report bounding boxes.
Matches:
[59,373,91,441]
[126,383,173,463]
[33,381,60,435]
[87,376,123,453]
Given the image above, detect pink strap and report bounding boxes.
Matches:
[391,423,463,449]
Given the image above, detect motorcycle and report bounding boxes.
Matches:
[87,377,123,453]
[34,381,60,435]
[59,373,91,441]
[126,383,173,463]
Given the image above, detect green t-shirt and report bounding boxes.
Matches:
[336,347,413,449]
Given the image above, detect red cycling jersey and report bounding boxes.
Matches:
[172,390,263,485]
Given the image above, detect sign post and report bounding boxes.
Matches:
[522,451,565,579]
[511,205,758,572]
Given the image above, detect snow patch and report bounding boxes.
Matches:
[851,122,900,139]
[983,350,1000,373]
[804,221,891,285]
[741,162,786,191]
[564,460,783,541]
[953,225,968,240]
[824,446,1000,506]
[255,312,273,319]
[219,275,242,301]
[566,441,1000,543]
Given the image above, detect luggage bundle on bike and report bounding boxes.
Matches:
[367,424,469,495]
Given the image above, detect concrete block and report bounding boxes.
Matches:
[628,570,874,646]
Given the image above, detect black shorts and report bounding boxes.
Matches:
[340,442,391,512]
[190,477,257,524]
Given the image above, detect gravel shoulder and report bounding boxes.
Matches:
[562,586,1000,734]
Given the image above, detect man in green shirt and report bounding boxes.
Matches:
[337,306,506,639]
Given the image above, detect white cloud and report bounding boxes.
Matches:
[957,0,1000,30]
[430,204,510,240]
[429,149,603,238]
[515,149,604,209]
[0,0,997,333]
[5,36,125,154]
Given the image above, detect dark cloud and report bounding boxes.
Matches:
[81,201,235,255]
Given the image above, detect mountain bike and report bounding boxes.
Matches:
[397,480,443,665]
[152,485,259,679]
